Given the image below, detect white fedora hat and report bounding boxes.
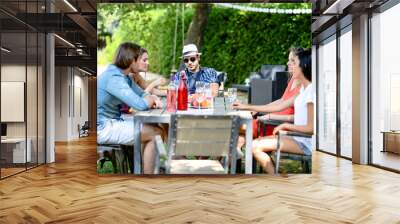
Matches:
[182,44,201,57]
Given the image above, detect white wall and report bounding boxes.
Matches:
[54,67,89,141]
[1,64,46,164]
[1,65,26,81]
[73,73,89,137]
[1,65,27,138]
[55,67,68,141]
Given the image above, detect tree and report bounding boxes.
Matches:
[184,4,212,50]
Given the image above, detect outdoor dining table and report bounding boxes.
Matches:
[132,96,254,174]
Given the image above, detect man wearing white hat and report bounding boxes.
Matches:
[172,43,219,96]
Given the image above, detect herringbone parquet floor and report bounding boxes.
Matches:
[1,135,400,223]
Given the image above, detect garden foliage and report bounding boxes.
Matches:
[98,3,311,86]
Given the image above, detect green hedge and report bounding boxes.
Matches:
[98,4,311,85]
[202,7,311,85]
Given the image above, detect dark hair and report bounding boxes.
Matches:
[113,42,147,69]
[140,48,148,55]
[289,46,305,56]
[289,47,312,81]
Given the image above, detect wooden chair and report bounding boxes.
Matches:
[154,114,240,174]
[273,130,312,174]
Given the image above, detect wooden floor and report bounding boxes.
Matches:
[1,163,44,178]
[372,150,400,171]
[1,136,400,223]
[0,167,26,178]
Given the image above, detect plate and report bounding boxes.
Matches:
[190,99,212,109]
[189,105,211,109]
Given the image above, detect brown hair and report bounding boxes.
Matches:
[113,42,147,69]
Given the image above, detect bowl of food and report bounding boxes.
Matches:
[189,94,213,109]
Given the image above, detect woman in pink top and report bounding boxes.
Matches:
[256,75,301,137]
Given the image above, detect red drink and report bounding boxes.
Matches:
[167,86,177,112]
[177,71,188,110]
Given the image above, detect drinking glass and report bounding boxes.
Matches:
[204,83,216,108]
[195,81,205,93]
[203,83,211,97]
[166,83,177,112]
[195,82,205,110]
[197,89,205,110]
[227,88,237,103]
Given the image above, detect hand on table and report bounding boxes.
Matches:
[144,95,163,109]
[232,101,245,110]
[151,95,163,109]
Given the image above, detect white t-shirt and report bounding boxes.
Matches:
[294,84,314,126]
[293,84,314,154]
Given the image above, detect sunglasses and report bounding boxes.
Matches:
[183,57,197,64]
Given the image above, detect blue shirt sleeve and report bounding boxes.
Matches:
[105,74,151,111]
[203,68,219,83]
[130,78,149,98]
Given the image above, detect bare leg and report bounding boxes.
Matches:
[141,124,164,142]
[236,135,245,158]
[253,151,275,174]
[143,140,156,174]
[252,136,278,174]
[235,124,247,158]
[252,136,304,174]
[140,124,164,174]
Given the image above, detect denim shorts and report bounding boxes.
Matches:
[292,136,312,156]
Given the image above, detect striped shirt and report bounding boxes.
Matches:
[172,67,218,94]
